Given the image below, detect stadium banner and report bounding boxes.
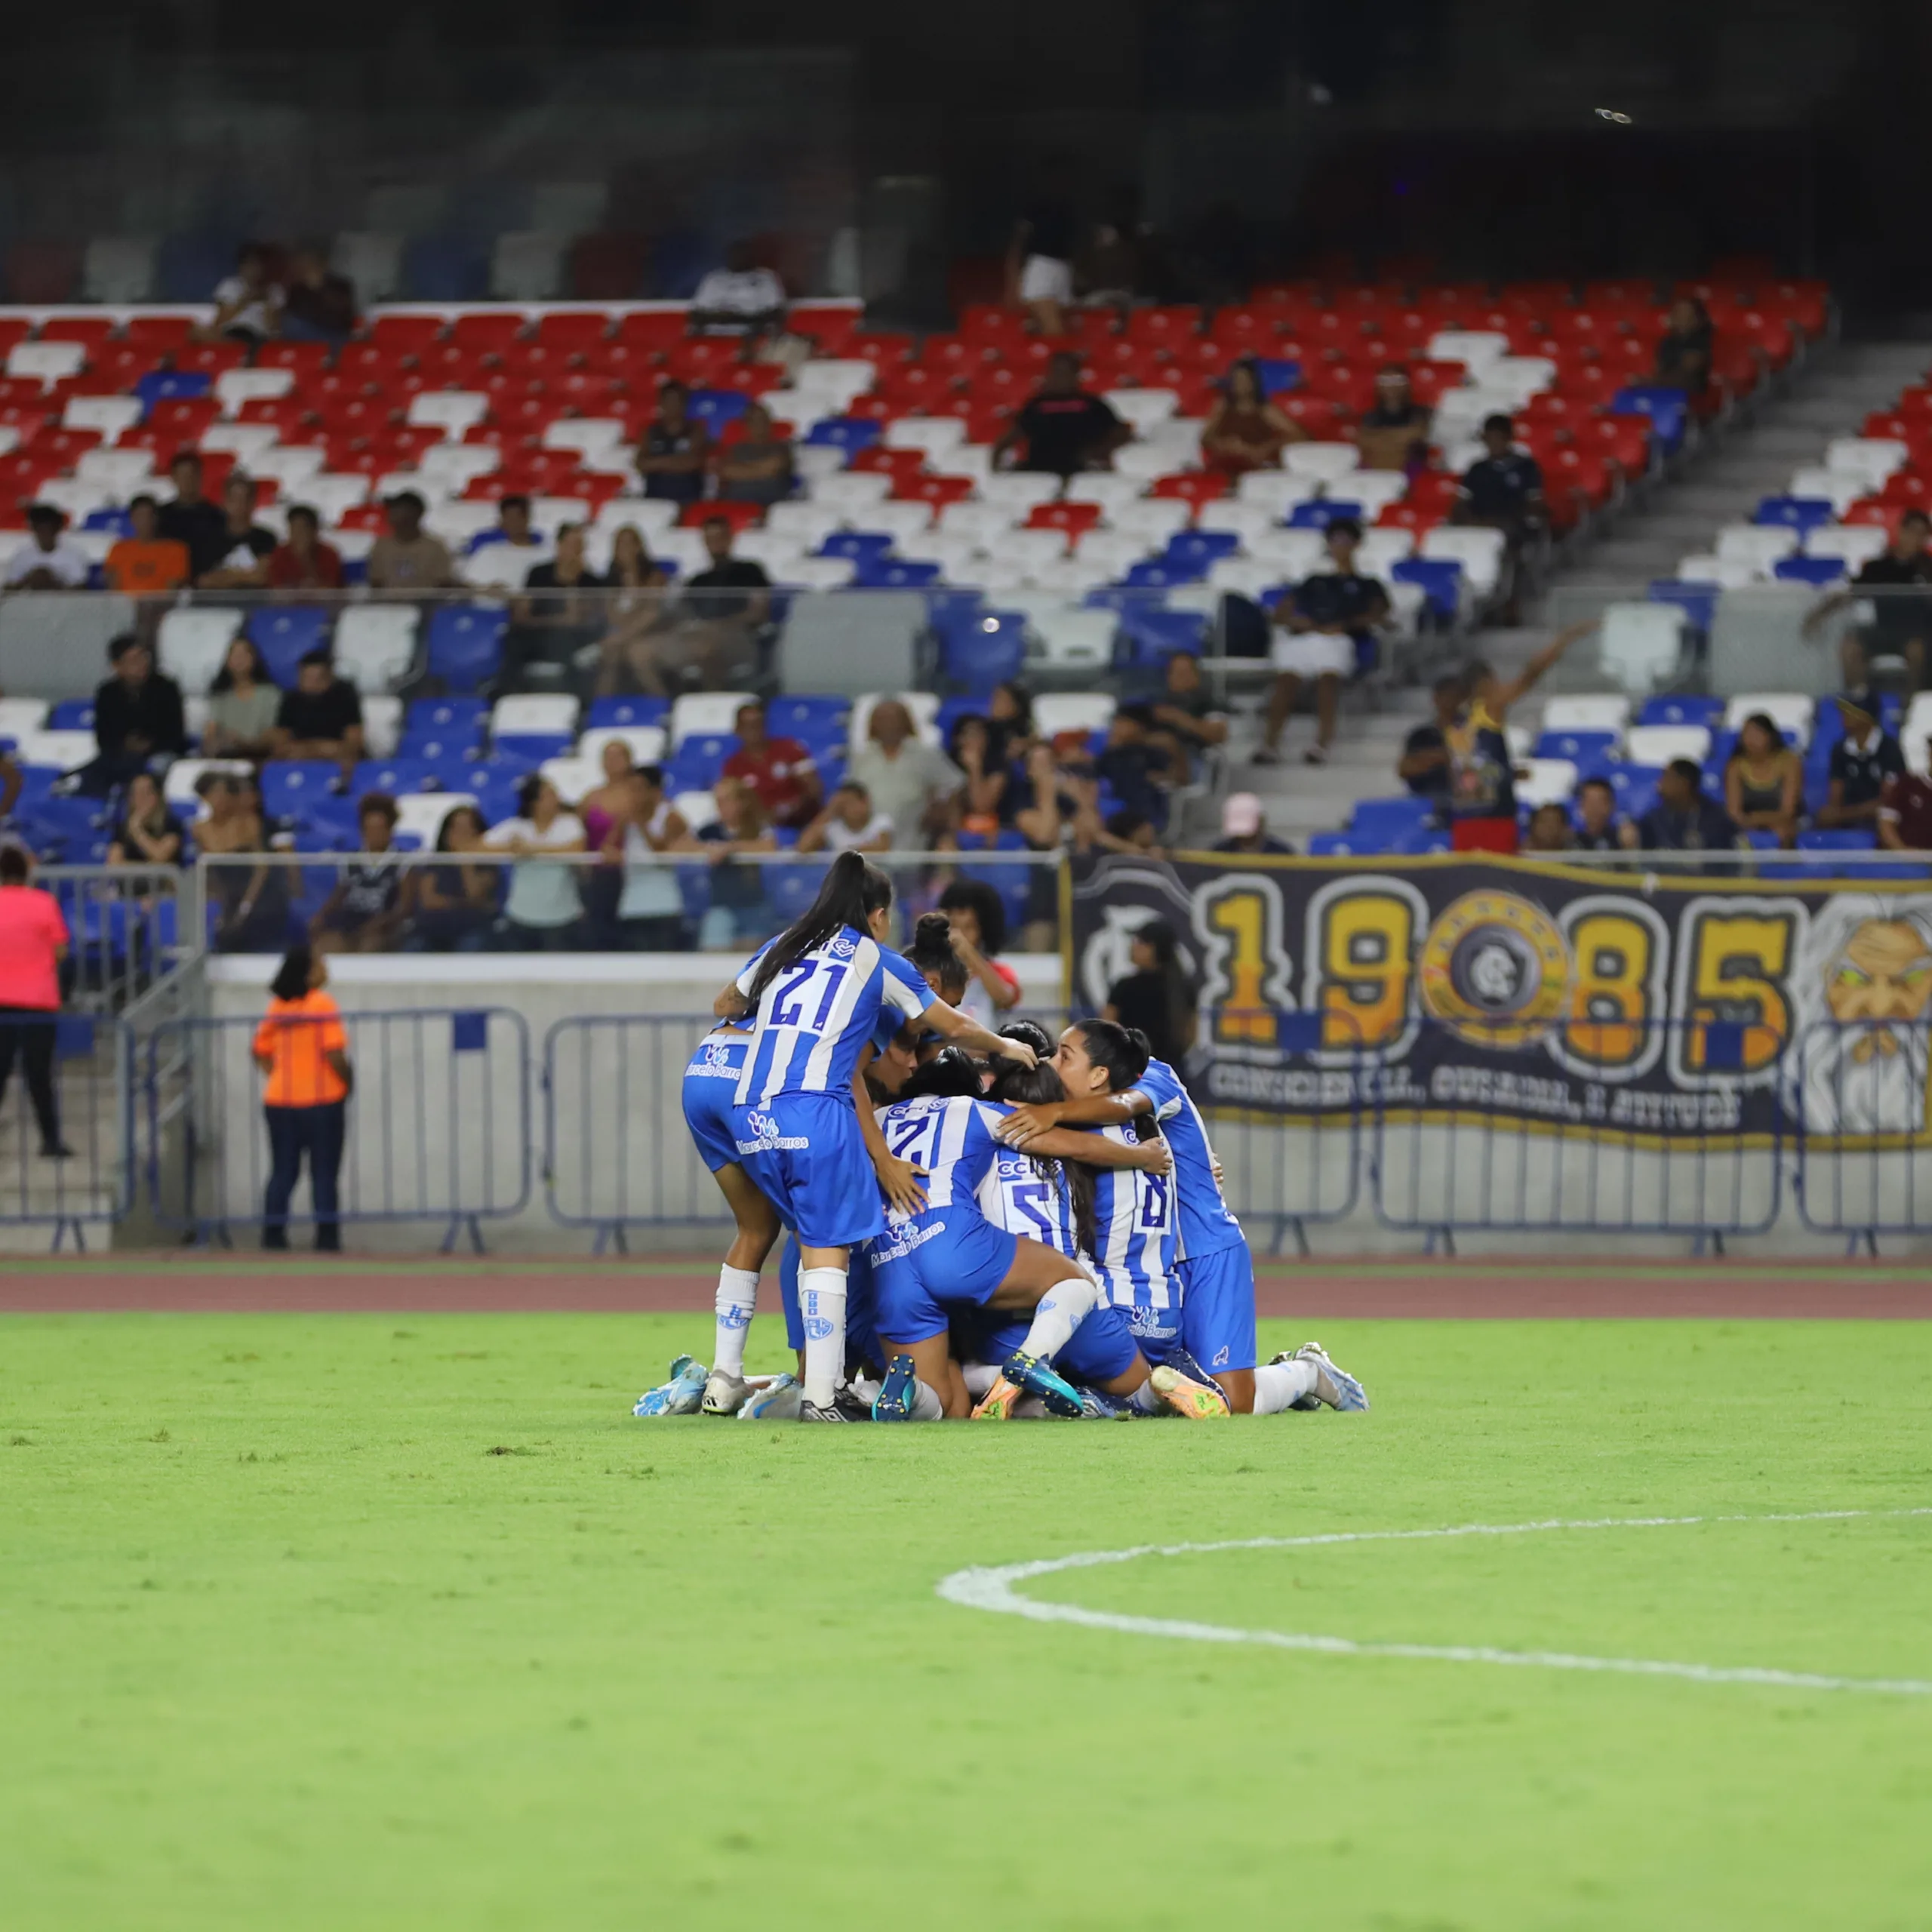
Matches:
[1068,853,1932,1142]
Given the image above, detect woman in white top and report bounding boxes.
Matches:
[604,764,691,951]
[797,780,894,856]
[483,775,586,949]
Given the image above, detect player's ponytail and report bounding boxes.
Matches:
[903,911,968,1002]
[747,850,894,1001]
[1073,1017,1150,1092]
[898,1046,983,1100]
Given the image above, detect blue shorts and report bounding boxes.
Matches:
[681,1064,743,1173]
[1111,1296,1188,1369]
[967,1299,1143,1387]
[1178,1241,1258,1375]
[733,1093,884,1251]
[780,1240,879,1370]
[869,1205,1017,1346]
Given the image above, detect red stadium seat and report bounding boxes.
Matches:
[548,369,625,414]
[416,343,494,390]
[334,340,408,385]
[958,304,1024,346]
[236,395,315,439]
[369,315,445,358]
[253,340,332,382]
[1578,414,1653,478]
[961,403,1013,446]
[915,334,984,378]
[662,337,745,384]
[1404,472,1464,515]
[1865,411,1914,442]
[848,446,927,484]
[1543,448,1614,526]
[0,318,36,359]
[680,499,762,533]
[145,397,221,444]
[1276,394,1343,438]
[38,316,117,350]
[78,345,160,393]
[337,503,387,533]
[1407,359,1468,407]
[1125,306,1203,352]
[614,311,690,356]
[1027,500,1103,537]
[787,305,862,358]
[841,392,901,426]
[1880,469,1932,506]
[1208,308,1282,358]
[0,452,54,503]
[897,474,977,512]
[535,312,614,356]
[1844,498,1906,533]
[23,425,103,471]
[172,340,248,377]
[850,333,915,372]
[450,312,526,358]
[878,365,958,413]
[1148,472,1225,510]
[1375,501,1444,537]
[708,361,785,398]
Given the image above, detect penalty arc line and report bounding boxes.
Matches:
[935,1508,1932,1697]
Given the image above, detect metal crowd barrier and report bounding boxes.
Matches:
[0,1011,125,1250]
[1792,1018,1932,1254]
[38,866,186,1014]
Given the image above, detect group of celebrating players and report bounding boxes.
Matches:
[634,851,1370,1423]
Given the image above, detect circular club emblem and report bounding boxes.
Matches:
[1418,891,1571,1048]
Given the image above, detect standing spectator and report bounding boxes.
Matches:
[1095,703,1175,829]
[106,771,184,871]
[483,775,586,949]
[104,495,189,595]
[278,247,357,344]
[196,473,277,589]
[198,774,291,952]
[1103,918,1194,1066]
[0,844,72,1158]
[408,807,499,954]
[1257,518,1390,767]
[1879,731,1932,851]
[309,794,408,954]
[1723,712,1803,848]
[202,242,282,345]
[265,506,344,590]
[463,495,551,590]
[688,242,788,339]
[992,352,1130,478]
[202,636,281,760]
[798,780,894,854]
[1817,691,1905,832]
[1653,297,1714,398]
[713,402,796,506]
[1398,675,1466,801]
[721,698,818,830]
[1200,361,1301,477]
[1805,509,1932,688]
[365,491,454,592]
[605,766,691,952]
[1638,760,1737,851]
[1213,792,1291,855]
[506,523,608,690]
[1006,153,1080,339]
[848,699,964,851]
[691,776,775,949]
[986,681,1037,770]
[937,878,1021,1025]
[84,634,187,795]
[5,504,90,589]
[270,651,364,781]
[1457,414,1545,618]
[156,453,231,582]
[253,943,349,1252]
[634,380,711,506]
[1573,777,1629,851]
[1524,802,1574,853]
[1354,366,1434,474]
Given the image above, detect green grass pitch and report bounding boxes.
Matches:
[3,1310,1930,1930]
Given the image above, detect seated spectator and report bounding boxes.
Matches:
[849,698,964,851]
[1103,917,1194,1066]
[1573,777,1630,851]
[1457,413,1545,543]
[203,635,281,760]
[946,713,1008,837]
[1879,731,1932,851]
[1096,807,1164,856]
[408,806,499,954]
[1201,361,1302,476]
[1006,158,1079,339]
[156,452,231,581]
[721,697,818,831]
[1258,517,1389,767]
[506,522,608,690]
[105,494,190,595]
[986,681,1037,770]
[690,776,775,950]
[1817,690,1905,832]
[605,765,691,952]
[464,494,551,590]
[609,516,775,694]
[689,242,789,338]
[278,246,358,343]
[83,633,188,795]
[992,352,1130,478]
[1213,791,1291,855]
[1398,674,1466,800]
[266,505,344,590]
[1355,365,1434,473]
[607,525,669,595]
[199,242,281,344]
[713,402,796,506]
[1524,801,1574,853]
[366,491,454,592]
[483,775,587,950]
[5,504,90,589]
[198,773,291,952]
[1723,712,1802,848]
[197,473,277,589]
[1638,759,1737,851]
[1805,509,1932,688]
[577,739,639,857]
[270,650,364,780]
[1653,296,1713,397]
[1148,650,1229,778]
[798,780,894,854]
[1095,703,1175,829]
[310,793,408,954]
[937,878,1022,1024]
[1073,185,1155,309]
[106,771,185,872]
[634,380,711,505]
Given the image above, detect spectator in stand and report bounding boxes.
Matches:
[484,774,586,949]
[1149,650,1229,779]
[1009,740,1082,949]
[1200,361,1302,476]
[1097,808,1164,857]
[365,491,454,592]
[253,943,349,1252]
[635,380,711,505]
[1573,777,1628,851]
[937,878,1022,1025]
[691,776,775,950]
[946,713,1008,838]
[157,453,230,581]
[278,246,358,343]
[0,746,21,825]
[84,634,187,795]
[1355,365,1434,474]
[199,774,291,952]
[1213,791,1291,855]
[1879,731,1932,851]
[196,473,277,589]
[464,494,551,590]
[409,806,500,954]
[848,699,963,852]
[993,352,1130,478]
[689,242,789,339]
[200,242,282,345]
[5,504,90,589]
[1524,802,1574,853]
[607,525,669,595]
[310,793,409,954]
[0,844,73,1158]
[669,518,772,691]
[685,516,769,618]
[1103,917,1194,1066]
[1817,690,1905,832]
[721,698,818,832]
[1096,703,1175,829]
[106,771,184,872]
[104,495,189,595]
[506,523,608,690]
[1006,152,1081,339]
[798,780,894,855]
[1805,509,1932,688]
[1398,674,1466,801]
[270,650,364,781]
[1653,296,1714,398]
[1723,712,1803,848]
[986,681,1037,771]
[713,401,795,506]
[605,765,691,952]
[202,636,281,760]
[266,505,344,590]
[1457,414,1546,621]
[1258,518,1390,767]
[1074,183,1160,311]
[1638,759,1737,851]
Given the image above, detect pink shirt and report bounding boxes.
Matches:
[0,884,68,1011]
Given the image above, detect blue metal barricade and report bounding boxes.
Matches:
[145,1007,531,1249]
[0,1011,126,1250]
[1792,1018,1932,1253]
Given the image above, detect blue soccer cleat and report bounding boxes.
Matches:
[872,1354,921,1422]
[1077,1385,1139,1420]
[1003,1351,1085,1420]
[1279,1341,1370,1412]
[737,1374,802,1422]
[633,1354,708,1417]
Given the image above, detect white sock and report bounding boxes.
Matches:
[961,1361,999,1398]
[909,1378,945,1422]
[1254,1358,1318,1416]
[712,1266,759,1377]
[1019,1276,1099,1361]
[798,1268,848,1407]
[1128,1377,1163,1414]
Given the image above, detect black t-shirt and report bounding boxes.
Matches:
[94,671,188,760]
[1292,571,1389,634]
[336,859,401,922]
[641,421,705,502]
[1211,834,1292,854]
[1460,453,1543,522]
[276,680,363,744]
[1574,825,1623,852]
[1855,552,1932,639]
[1017,392,1121,476]
[1106,970,1183,1067]
[1402,722,1450,797]
[205,523,276,577]
[1022,200,1078,261]
[1638,798,1736,851]
[156,498,232,580]
[1829,731,1906,807]
[686,558,771,620]
[1443,708,1516,823]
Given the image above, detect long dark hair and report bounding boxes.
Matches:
[989,1035,1097,1256]
[903,910,967,1002]
[270,944,314,1002]
[897,1046,983,1100]
[939,876,1008,957]
[746,849,894,1001]
[1075,1017,1151,1091]
[210,636,271,695]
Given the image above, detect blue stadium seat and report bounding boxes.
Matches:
[83,507,132,537]
[17,795,105,859]
[491,732,574,766]
[1348,796,1436,839]
[1637,694,1725,729]
[1120,559,1204,589]
[1114,606,1208,666]
[765,863,826,925]
[1754,496,1835,532]
[1603,763,1665,818]
[958,860,1031,935]
[1251,357,1300,395]
[801,418,880,455]
[666,734,734,792]
[135,369,211,411]
[1798,828,1878,851]
[426,606,508,693]
[934,606,1026,689]
[1611,386,1690,452]
[685,389,751,429]
[47,698,95,731]
[351,758,440,797]
[854,558,941,589]
[396,733,481,777]
[248,605,334,686]
[408,696,491,734]
[1772,557,1846,588]
[766,695,849,742]
[1306,832,1364,857]
[1534,730,1620,769]
[1389,829,1451,855]
[1647,580,1720,634]
[676,863,714,922]
[259,760,340,822]
[586,695,670,729]
[1392,557,1463,621]
[1288,500,1364,529]
[1163,530,1241,570]
[816,531,896,565]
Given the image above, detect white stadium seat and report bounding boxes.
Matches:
[1675,553,1761,589]
[881,417,968,461]
[491,694,579,739]
[1804,524,1890,567]
[1284,442,1362,485]
[62,395,144,441]
[1062,474,1148,516]
[163,758,252,808]
[1515,758,1580,808]
[1824,437,1906,488]
[214,368,295,415]
[1724,692,1813,746]
[976,472,1063,515]
[361,694,403,758]
[1232,470,1320,517]
[1420,525,1507,598]
[671,691,758,745]
[1425,329,1509,376]
[578,725,669,770]
[17,730,100,774]
[1541,695,1632,735]
[333,606,420,693]
[1787,467,1868,514]
[158,607,245,691]
[393,792,477,848]
[1625,724,1712,766]
[1713,525,1798,573]
[0,697,50,740]
[406,392,491,438]
[1034,692,1118,736]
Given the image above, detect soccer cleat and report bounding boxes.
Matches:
[1150,1364,1232,1420]
[1002,1351,1084,1420]
[798,1391,871,1422]
[701,1368,752,1416]
[1078,1386,1139,1420]
[1278,1341,1371,1412]
[632,1355,707,1417]
[971,1373,1026,1421]
[737,1374,802,1422]
[872,1355,921,1423]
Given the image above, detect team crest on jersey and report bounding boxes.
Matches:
[828,931,858,959]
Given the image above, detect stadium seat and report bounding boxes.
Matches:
[1534,731,1620,769]
[577,724,668,770]
[1724,692,1813,746]
[666,733,734,792]
[424,605,508,693]
[1597,602,1687,692]
[1638,694,1725,729]
[260,761,343,823]
[334,606,422,694]
[247,605,334,687]
[1540,695,1632,735]
[586,695,672,731]
[1347,796,1436,840]
[157,607,245,692]
[671,692,758,744]
[1515,758,1580,808]
[1625,724,1712,765]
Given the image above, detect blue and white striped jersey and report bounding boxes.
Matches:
[875,1094,1003,1213]
[979,1137,1081,1262]
[684,1019,752,1085]
[1089,1122,1181,1312]
[1124,1057,1244,1260]
[733,927,931,1106]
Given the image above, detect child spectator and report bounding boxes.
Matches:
[799,780,894,855]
